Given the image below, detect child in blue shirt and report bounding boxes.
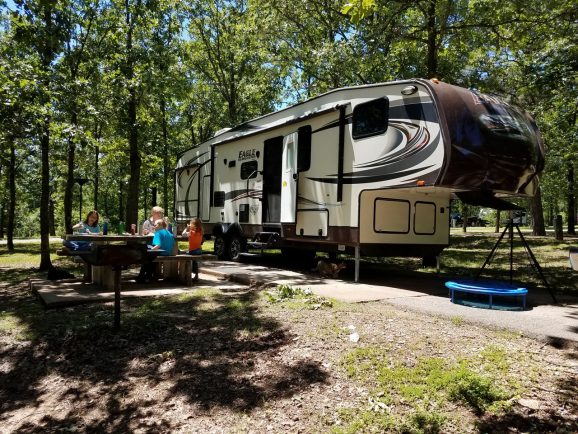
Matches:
[136,219,175,283]
[151,219,175,255]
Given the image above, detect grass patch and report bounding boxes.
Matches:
[334,406,448,434]
[451,315,464,326]
[265,284,333,310]
[340,345,516,431]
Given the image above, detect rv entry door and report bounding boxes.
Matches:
[175,165,200,220]
[281,132,298,223]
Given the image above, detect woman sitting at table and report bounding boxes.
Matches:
[63,210,100,251]
[73,210,101,234]
[136,219,175,283]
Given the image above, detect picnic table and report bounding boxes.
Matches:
[62,234,161,329]
[64,234,153,285]
[60,234,215,329]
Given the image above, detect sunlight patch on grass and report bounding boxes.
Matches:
[0,311,36,340]
[0,311,23,332]
[451,315,464,326]
[339,345,515,431]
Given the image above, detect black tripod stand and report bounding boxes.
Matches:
[476,219,558,303]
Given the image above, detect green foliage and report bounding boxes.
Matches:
[266,284,308,301]
[0,0,576,238]
[339,345,515,431]
[341,0,376,25]
[265,284,333,309]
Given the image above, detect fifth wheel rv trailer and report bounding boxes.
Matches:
[175,78,544,278]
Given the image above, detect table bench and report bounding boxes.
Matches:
[153,254,216,286]
[445,280,528,310]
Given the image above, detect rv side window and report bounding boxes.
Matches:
[352,97,389,139]
[297,125,311,172]
[240,160,258,180]
[213,191,225,207]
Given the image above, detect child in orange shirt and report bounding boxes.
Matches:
[182,217,203,255]
[182,218,203,280]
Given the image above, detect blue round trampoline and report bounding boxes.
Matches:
[445,279,527,310]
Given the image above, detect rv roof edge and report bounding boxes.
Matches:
[214,127,231,137]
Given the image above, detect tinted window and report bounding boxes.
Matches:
[352,97,389,139]
[240,160,258,180]
[213,191,225,207]
[297,125,312,172]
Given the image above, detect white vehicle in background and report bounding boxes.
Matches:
[175,79,544,280]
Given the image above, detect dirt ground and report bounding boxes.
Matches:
[0,277,577,433]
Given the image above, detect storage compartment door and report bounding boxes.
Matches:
[296,210,329,237]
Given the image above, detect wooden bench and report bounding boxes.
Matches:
[153,254,216,286]
[445,280,528,310]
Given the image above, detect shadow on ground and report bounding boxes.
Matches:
[0,275,328,432]
[236,251,570,308]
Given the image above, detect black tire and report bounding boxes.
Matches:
[214,235,228,260]
[227,235,245,261]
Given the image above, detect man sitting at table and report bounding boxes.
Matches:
[142,206,164,235]
[136,219,175,283]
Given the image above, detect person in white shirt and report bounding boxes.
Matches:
[142,206,164,235]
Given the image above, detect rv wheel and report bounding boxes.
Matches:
[214,235,227,260]
[227,235,245,261]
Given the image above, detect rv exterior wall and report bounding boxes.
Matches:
[174,79,544,259]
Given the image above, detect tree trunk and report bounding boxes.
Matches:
[188,112,195,147]
[567,163,576,235]
[39,4,54,271]
[64,111,77,234]
[118,179,124,222]
[94,141,99,211]
[124,0,141,229]
[495,210,500,233]
[555,215,564,240]
[161,97,169,214]
[0,201,4,240]
[49,199,56,236]
[39,120,52,270]
[94,123,101,211]
[126,87,141,227]
[7,141,16,251]
[531,185,546,236]
[425,0,438,78]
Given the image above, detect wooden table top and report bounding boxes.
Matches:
[63,234,153,242]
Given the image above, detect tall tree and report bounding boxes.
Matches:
[12,0,67,269]
[58,0,102,233]
[0,25,39,250]
[185,0,283,126]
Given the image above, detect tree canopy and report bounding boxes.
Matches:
[0,0,576,260]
